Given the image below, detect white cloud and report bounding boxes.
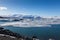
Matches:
[0,7,7,11]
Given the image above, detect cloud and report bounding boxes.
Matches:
[0,7,7,11]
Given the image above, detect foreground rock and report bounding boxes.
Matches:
[0,27,40,40]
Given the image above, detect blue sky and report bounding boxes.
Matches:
[0,0,60,17]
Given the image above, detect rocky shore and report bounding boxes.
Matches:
[0,27,39,40]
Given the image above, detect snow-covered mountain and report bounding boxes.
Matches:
[11,14,42,20]
[0,14,60,22]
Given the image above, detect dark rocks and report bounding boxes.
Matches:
[0,27,4,30]
[0,27,21,38]
[13,19,20,21]
[13,19,24,21]
[0,16,4,18]
[32,36,37,38]
[0,27,39,40]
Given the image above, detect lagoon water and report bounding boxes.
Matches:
[2,24,60,40]
[0,20,60,40]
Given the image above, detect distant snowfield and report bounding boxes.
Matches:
[0,21,51,27]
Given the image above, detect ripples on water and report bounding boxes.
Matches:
[2,24,60,40]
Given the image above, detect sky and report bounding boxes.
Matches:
[0,0,60,17]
